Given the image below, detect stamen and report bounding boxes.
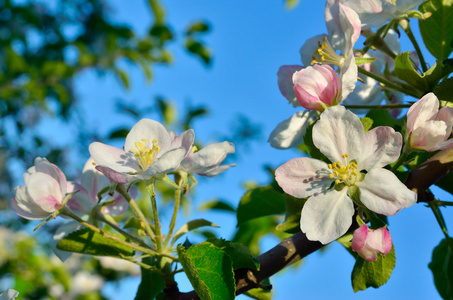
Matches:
[327,153,359,187]
[311,37,345,67]
[131,138,161,171]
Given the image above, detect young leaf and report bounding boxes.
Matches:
[177,243,235,300]
[351,246,396,292]
[199,199,236,213]
[57,228,135,257]
[419,0,453,60]
[207,238,259,271]
[172,219,220,245]
[428,238,453,300]
[236,186,285,226]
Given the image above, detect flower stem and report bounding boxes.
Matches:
[344,103,412,109]
[116,184,156,242]
[399,19,428,73]
[164,177,183,248]
[432,200,453,207]
[61,208,158,257]
[428,201,453,251]
[390,144,412,172]
[146,180,163,253]
[357,67,421,98]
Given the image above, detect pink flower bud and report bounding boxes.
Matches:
[406,93,453,152]
[11,157,67,220]
[351,225,392,261]
[292,64,342,111]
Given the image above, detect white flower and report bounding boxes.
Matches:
[180,141,235,177]
[300,0,361,99]
[268,110,316,149]
[406,93,453,151]
[89,119,194,183]
[11,157,67,220]
[0,289,19,300]
[275,106,416,244]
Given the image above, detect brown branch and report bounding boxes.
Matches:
[171,147,453,299]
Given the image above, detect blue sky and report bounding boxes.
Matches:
[34,0,452,299]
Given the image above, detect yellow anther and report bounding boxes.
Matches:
[192,145,198,153]
[334,171,339,176]
[142,138,149,143]
[335,179,340,184]
[92,162,96,165]
[337,161,341,166]
[342,175,347,181]
[329,174,334,178]
[131,138,161,171]
[328,164,332,169]
[332,163,337,168]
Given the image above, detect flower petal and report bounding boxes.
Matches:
[95,166,135,184]
[170,129,195,157]
[410,120,449,151]
[89,142,139,174]
[11,192,50,220]
[356,168,417,216]
[26,172,64,210]
[277,65,303,107]
[406,92,439,133]
[313,106,364,163]
[142,147,187,179]
[268,111,315,149]
[275,157,333,198]
[34,157,67,196]
[52,221,82,262]
[351,224,368,252]
[182,141,234,171]
[358,126,402,171]
[125,119,172,153]
[300,188,354,244]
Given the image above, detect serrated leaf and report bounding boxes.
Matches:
[57,228,135,257]
[394,51,444,92]
[276,194,306,234]
[429,238,453,300]
[419,0,453,60]
[351,246,396,292]
[236,186,285,226]
[177,243,235,300]
[207,238,259,271]
[172,219,220,245]
[134,257,165,300]
[199,199,236,213]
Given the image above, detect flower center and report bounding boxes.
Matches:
[328,154,358,187]
[311,36,345,67]
[130,138,160,171]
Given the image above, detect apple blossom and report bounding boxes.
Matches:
[275,106,416,244]
[0,289,19,300]
[180,141,236,177]
[66,157,129,216]
[268,110,316,149]
[277,65,303,108]
[300,0,361,99]
[406,93,453,151]
[292,64,342,111]
[352,225,392,261]
[89,119,194,183]
[344,0,427,29]
[11,157,68,220]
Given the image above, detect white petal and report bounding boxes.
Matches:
[277,65,303,107]
[313,106,364,163]
[268,111,315,149]
[125,119,171,153]
[52,221,82,262]
[142,147,187,179]
[410,120,449,151]
[11,190,50,220]
[199,164,236,177]
[356,168,417,216]
[406,93,439,133]
[89,142,139,174]
[300,188,354,244]
[184,141,235,170]
[170,129,195,157]
[34,157,67,196]
[27,172,63,209]
[275,157,333,198]
[81,157,110,202]
[358,126,402,171]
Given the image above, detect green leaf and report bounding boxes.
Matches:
[57,228,135,257]
[297,120,328,162]
[366,109,404,130]
[199,199,236,213]
[244,288,271,300]
[336,233,356,257]
[429,238,453,300]
[108,128,130,139]
[394,51,444,92]
[355,57,377,65]
[236,186,286,226]
[233,217,280,256]
[419,0,453,60]
[435,77,453,102]
[187,21,210,34]
[360,117,374,133]
[157,97,177,125]
[207,238,259,271]
[114,68,130,89]
[177,243,235,300]
[284,0,300,9]
[276,194,306,234]
[351,246,396,292]
[172,219,220,245]
[185,38,211,65]
[134,257,165,300]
